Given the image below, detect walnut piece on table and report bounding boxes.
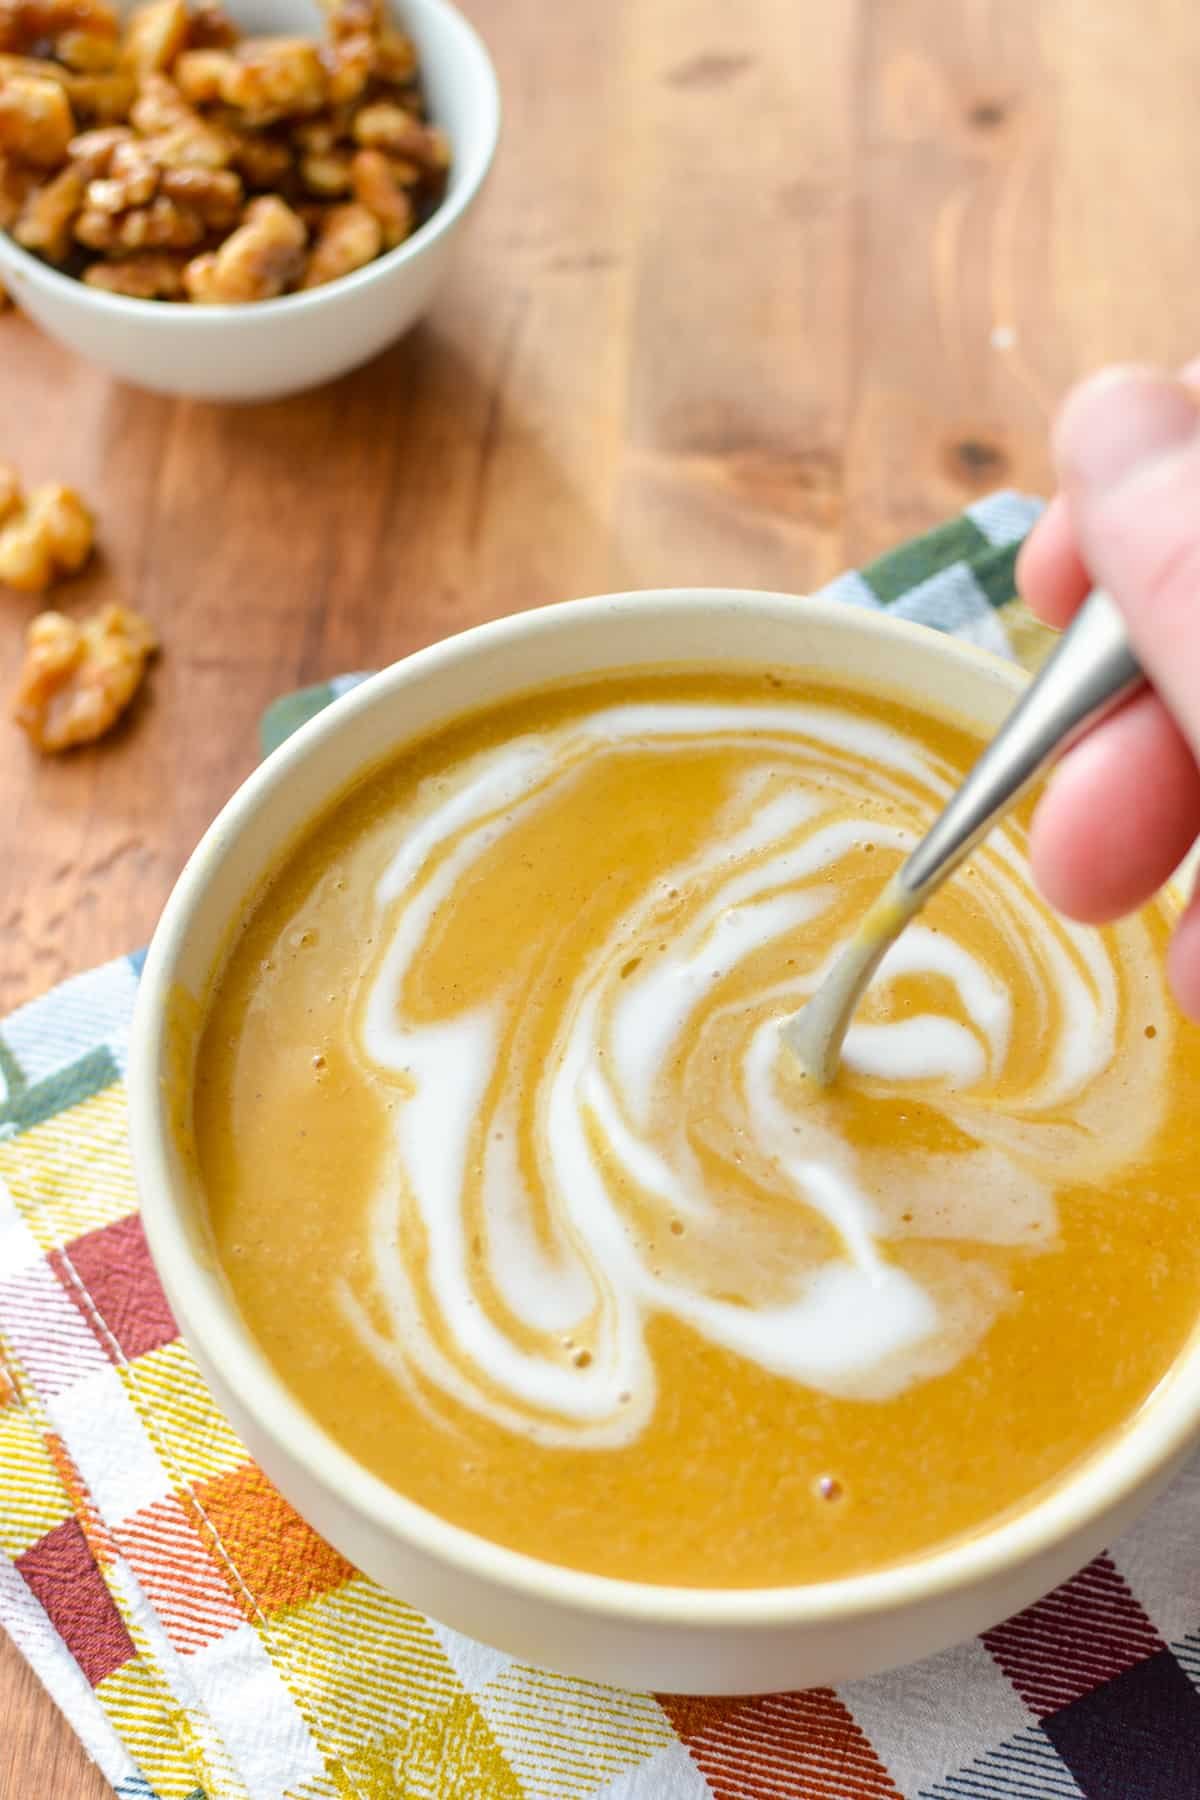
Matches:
[0,480,94,589]
[13,602,157,752]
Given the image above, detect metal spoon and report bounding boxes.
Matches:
[783,589,1144,1085]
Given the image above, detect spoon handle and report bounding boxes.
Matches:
[899,589,1143,903]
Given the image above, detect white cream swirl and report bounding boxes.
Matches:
[340,700,1169,1446]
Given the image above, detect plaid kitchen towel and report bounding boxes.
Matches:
[6,492,1200,1800]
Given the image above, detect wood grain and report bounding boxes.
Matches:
[3,0,1200,1790]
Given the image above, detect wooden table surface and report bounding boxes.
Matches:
[3,0,1199,1791]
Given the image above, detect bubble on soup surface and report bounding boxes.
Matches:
[815,1475,843,1502]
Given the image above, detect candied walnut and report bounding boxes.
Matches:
[0,0,116,53]
[185,0,235,50]
[298,146,350,195]
[0,482,93,591]
[159,161,240,225]
[13,603,156,753]
[414,122,448,172]
[172,45,230,103]
[381,150,418,185]
[128,69,184,132]
[320,30,370,105]
[14,161,84,259]
[321,0,376,36]
[0,147,35,224]
[301,197,377,287]
[219,37,326,124]
[352,99,447,171]
[125,195,204,246]
[128,77,233,167]
[229,128,290,188]
[373,27,417,85]
[83,247,184,294]
[85,133,158,210]
[55,26,116,69]
[178,245,215,295]
[152,112,233,168]
[0,72,75,164]
[350,146,410,247]
[0,52,71,86]
[64,67,134,119]
[0,462,20,524]
[290,115,336,153]
[67,120,128,175]
[121,0,186,75]
[2,1,449,302]
[182,192,303,301]
[76,189,202,249]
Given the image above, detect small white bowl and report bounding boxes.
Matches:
[129,590,1200,1694]
[0,0,499,401]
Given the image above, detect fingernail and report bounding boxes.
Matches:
[1055,366,1200,493]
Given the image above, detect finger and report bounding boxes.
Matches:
[1029,688,1200,923]
[1168,884,1200,1021]
[1054,366,1200,760]
[1015,355,1200,629]
[1015,493,1091,627]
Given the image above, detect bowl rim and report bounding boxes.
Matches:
[129,586,1200,1631]
[0,0,500,321]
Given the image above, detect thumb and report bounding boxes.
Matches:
[1055,365,1200,757]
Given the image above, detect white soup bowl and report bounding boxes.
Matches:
[128,590,1200,1693]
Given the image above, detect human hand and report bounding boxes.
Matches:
[1017,363,1200,1016]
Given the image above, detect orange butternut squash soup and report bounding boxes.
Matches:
[193,671,1200,1587]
